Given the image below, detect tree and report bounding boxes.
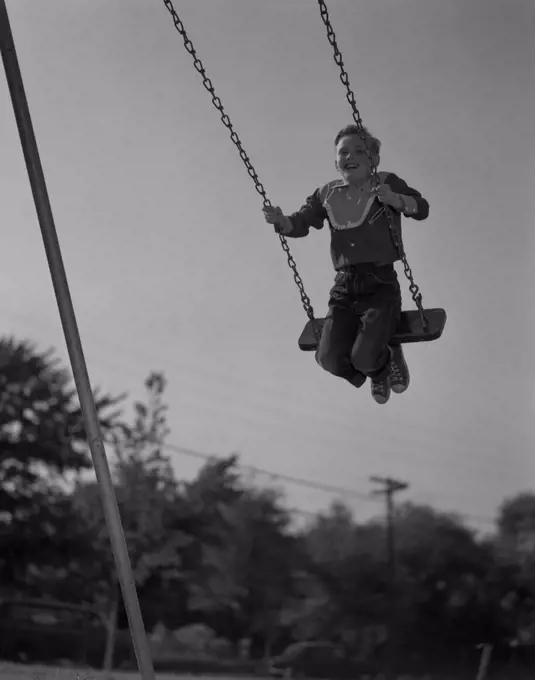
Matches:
[299,501,388,651]
[297,501,530,672]
[389,503,517,670]
[494,493,535,646]
[497,493,535,555]
[232,486,303,657]
[0,336,123,593]
[184,456,303,657]
[183,455,250,643]
[72,372,192,670]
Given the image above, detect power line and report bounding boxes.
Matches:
[162,442,378,503]
[0,306,501,529]
[161,442,498,528]
[94,433,499,531]
[1,304,522,496]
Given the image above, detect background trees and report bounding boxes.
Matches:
[2,334,534,676]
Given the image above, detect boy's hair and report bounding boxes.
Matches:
[334,124,381,161]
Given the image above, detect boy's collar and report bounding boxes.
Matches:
[338,177,373,189]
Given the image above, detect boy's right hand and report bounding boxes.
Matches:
[262,205,285,224]
[262,205,292,234]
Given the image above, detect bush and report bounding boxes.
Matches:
[152,655,261,674]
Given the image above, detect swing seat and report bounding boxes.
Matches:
[298,308,447,352]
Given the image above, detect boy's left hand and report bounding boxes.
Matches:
[372,184,403,209]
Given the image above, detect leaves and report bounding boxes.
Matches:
[0,337,124,594]
[4,335,535,668]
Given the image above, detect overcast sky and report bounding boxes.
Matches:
[2,0,534,532]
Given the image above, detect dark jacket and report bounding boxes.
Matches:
[287,170,429,270]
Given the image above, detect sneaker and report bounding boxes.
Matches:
[371,376,391,404]
[390,344,410,394]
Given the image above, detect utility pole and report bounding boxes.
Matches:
[370,475,409,582]
[370,476,409,678]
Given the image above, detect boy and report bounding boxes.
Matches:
[262,125,429,404]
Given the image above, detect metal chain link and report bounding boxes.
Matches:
[317,0,427,326]
[160,0,316,325]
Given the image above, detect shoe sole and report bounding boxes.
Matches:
[391,381,409,394]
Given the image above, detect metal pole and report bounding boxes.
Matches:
[0,3,155,678]
[475,644,493,680]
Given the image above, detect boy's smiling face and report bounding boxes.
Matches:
[335,134,375,185]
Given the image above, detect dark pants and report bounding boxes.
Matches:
[315,263,402,388]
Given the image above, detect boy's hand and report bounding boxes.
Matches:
[262,205,292,234]
[262,205,285,224]
[372,184,403,210]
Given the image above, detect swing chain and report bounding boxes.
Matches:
[317,0,426,327]
[161,0,316,324]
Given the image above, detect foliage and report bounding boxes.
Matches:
[2,334,535,676]
[0,337,123,594]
